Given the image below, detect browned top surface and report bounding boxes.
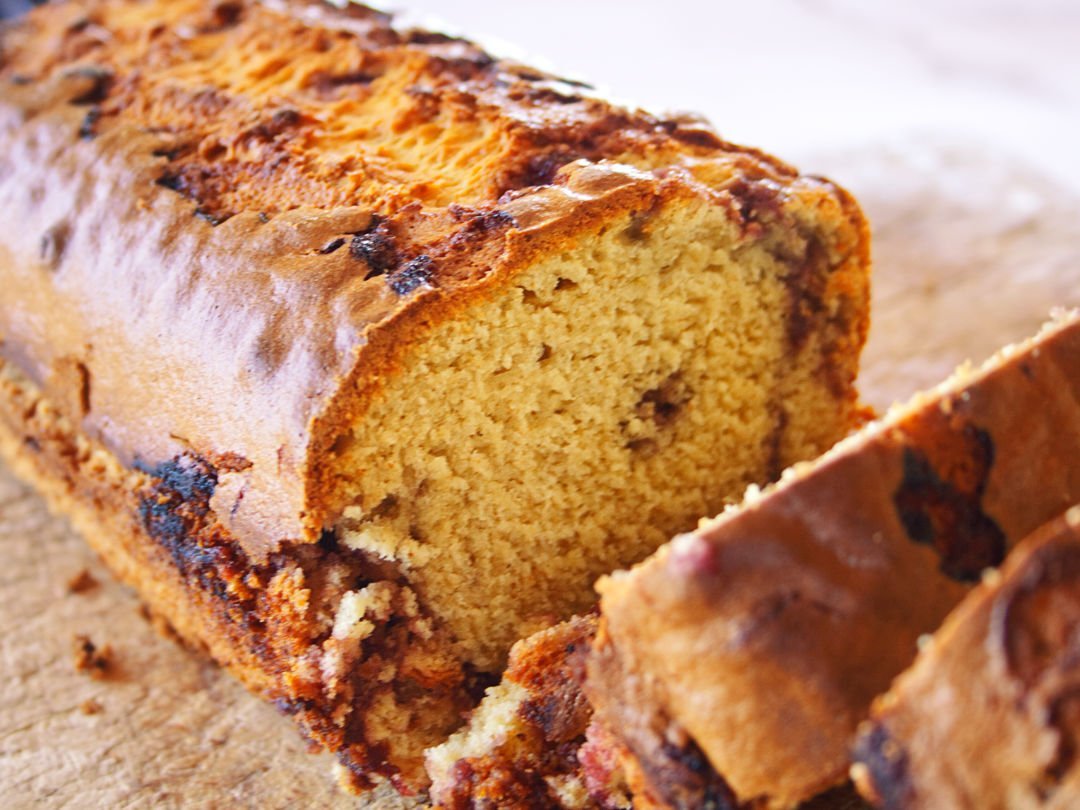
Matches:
[0,0,852,556]
[0,0,791,219]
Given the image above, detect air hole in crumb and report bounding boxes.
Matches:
[621,373,692,454]
[521,288,543,308]
[538,344,553,362]
[370,494,400,521]
[626,438,659,457]
[636,372,692,427]
[554,277,578,292]
[331,433,356,456]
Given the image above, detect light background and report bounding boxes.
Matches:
[396,0,1080,191]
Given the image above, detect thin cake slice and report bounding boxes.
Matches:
[853,505,1080,810]
[427,611,872,809]
[0,0,868,791]
[589,311,1080,808]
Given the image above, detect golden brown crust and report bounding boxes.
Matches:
[853,506,1080,810]
[1,0,799,218]
[589,313,1080,809]
[0,0,867,556]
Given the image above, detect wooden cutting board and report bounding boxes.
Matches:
[1,142,1078,809]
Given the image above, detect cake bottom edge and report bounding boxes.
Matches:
[0,358,476,795]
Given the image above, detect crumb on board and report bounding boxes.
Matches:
[80,698,103,715]
[138,602,183,644]
[66,568,98,594]
[72,634,112,679]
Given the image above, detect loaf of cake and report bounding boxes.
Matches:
[0,0,870,791]
[853,505,1080,810]
[588,311,1080,808]
[428,312,1080,807]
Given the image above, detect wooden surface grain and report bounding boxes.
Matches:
[2,2,1079,808]
[832,140,1080,411]
[0,473,360,808]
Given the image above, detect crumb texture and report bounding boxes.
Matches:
[338,189,862,667]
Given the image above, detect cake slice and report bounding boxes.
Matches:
[428,312,1080,807]
[852,505,1080,810]
[588,311,1080,808]
[0,0,869,791]
[427,610,872,810]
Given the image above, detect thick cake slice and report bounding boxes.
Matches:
[426,610,868,809]
[852,505,1080,810]
[0,0,869,791]
[588,311,1080,808]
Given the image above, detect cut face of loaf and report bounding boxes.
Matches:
[330,175,864,672]
[588,311,1080,809]
[853,506,1080,810]
[0,0,869,789]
